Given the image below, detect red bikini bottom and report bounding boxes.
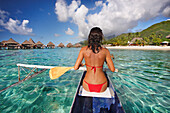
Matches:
[84,80,107,92]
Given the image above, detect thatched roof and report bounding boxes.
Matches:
[0,42,3,46]
[66,43,73,48]
[47,41,55,46]
[5,38,19,44]
[58,43,65,47]
[36,41,43,45]
[74,43,82,48]
[1,41,7,44]
[22,40,32,45]
[29,38,35,44]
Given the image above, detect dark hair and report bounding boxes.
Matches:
[88,27,103,53]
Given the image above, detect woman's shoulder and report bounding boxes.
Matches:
[79,46,88,53]
[80,46,109,53]
[81,46,88,50]
[101,47,109,52]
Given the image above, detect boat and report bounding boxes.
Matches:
[0,63,86,93]
[0,63,125,113]
[70,71,125,113]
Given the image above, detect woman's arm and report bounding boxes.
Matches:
[105,49,115,72]
[74,48,84,70]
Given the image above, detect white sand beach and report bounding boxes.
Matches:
[106,46,170,50]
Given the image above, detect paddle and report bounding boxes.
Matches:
[49,63,118,80]
[49,66,74,80]
[49,63,85,80]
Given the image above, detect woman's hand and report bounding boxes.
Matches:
[79,63,84,67]
[111,54,114,59]
[115,69,118,72]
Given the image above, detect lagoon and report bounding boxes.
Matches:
[0,48,169,113]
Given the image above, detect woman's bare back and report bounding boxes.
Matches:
[83,46,107,84]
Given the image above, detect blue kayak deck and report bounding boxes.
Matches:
[70,71,125,113]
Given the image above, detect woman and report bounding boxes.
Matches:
[74,27,115,93]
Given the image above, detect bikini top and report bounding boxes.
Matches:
[86,64,103,74]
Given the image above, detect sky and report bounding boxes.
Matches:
[0,0,170,45]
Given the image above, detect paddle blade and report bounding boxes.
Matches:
[49,67,73,80]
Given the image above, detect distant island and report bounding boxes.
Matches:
[80,20,170,46]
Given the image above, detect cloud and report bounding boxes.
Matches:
[48,12,51,15]
[0,18,33,35]
[65,27,74,35]
[54,33,60,37]
[162,6,170,17]
[55,0,69,22]
[16,10,22,14]
[95,1,103,7]
[55,0,170,39]
[0,10,9,20]
[55,0,81,22]
[0,9,33,35]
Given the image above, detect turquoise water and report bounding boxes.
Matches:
[0,48,169,113]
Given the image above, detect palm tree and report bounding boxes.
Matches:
[158,34,162,38]
[136,32,140,37]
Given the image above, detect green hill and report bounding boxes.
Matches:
[105,20,170,46]
[140,20,170,38]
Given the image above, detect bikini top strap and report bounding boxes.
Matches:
[86,64,103,74]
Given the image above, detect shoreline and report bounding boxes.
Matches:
[106,46,170,50]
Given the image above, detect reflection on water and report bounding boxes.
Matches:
[0,48,169,112]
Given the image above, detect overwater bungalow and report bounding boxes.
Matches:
[5,38,20,49]
[66,43,73,48]
[47,42,55,49]
[21,40,33,49]
[29,38,36,49]
[43,45,46,48]
[1,41,7,45]
[0,42,3,49]
[36,41,44,49]
[58,43,65,48]
[0,41,7,49]
[74,43,82,48]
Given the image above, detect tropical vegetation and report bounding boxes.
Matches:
[80,20,170,46]
[104,20,170,46]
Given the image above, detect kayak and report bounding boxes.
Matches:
[70,71,125,113]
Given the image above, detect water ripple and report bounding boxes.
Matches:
[0,48,169,112]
